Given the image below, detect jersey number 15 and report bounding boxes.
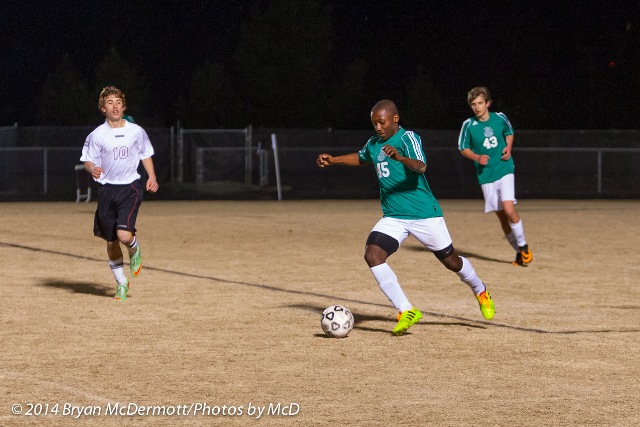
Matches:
[376,162,390,178]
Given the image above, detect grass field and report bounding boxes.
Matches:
[1,199,639,426]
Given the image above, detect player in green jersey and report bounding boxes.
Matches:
[317,99,495,335]
[458,87,532,267]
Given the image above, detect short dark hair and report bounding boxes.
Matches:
[371,99,398,116]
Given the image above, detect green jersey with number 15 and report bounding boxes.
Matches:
[458,112,514,185]
[358,127,443,220]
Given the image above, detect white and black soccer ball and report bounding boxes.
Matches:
[321,305,354,338]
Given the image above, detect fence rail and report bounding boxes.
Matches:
[0,147,79,195]
[1,127,639,200]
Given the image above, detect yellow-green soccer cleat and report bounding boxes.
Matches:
[115,280,129,301]
[475,290,495,320]
[130,246,142,277]
[392,308,423,335]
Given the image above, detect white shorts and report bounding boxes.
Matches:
[371,217,453,252]
[481,173,517,213]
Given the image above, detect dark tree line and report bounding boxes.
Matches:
[2,1,639,130]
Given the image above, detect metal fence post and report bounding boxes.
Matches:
[196,146,203,185]
[170,125,175,184]
[245,125,253,186]
[177,122,183,185]
[597,150,602,194]
[43,148,48,195]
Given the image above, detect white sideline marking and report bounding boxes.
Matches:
[1,369,113,404]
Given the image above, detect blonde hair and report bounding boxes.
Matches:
[98,86,126,109]
[467,86,491,105]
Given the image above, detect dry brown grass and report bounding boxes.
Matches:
[1,199,639,426]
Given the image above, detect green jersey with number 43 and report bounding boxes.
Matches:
[458,112,515,185]
[359,127,443,220]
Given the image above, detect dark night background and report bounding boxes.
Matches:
[2,0,639,130]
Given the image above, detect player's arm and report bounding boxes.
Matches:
[81,138,104,179]
[83,161,103,179]
[460,148,489,166]
[382,145,425,174]
[316,152,367,168]
[501,134,514,160]
[141,157,159,193]
[458,122,489,165]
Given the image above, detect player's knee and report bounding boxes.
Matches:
[433,244,460,271]
[441,256,462,272]
[505,210,520,223]
[364,249,385,267]
[364,232,398,267]
[116,229,134,245]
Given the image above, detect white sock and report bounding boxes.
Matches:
[109,257,127,285]
[509,220,527,248]
[126,236,139,258]
[456,257,486,295]
[370,263,413,312]
[505,231,519,251]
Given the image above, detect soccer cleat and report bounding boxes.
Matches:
[115,280,129,301]
[130,246,142,277]
[475,289,495,320]
[513,251,523,266]
[513,244,532,266]
[392,308,423,335]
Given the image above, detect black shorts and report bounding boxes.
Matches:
[93,180,144,241]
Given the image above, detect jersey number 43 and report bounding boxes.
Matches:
[483,136,498,149]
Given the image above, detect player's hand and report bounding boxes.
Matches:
[316,154,333,168]
[501,148,512,161]
[146,178,159,193]
[477,154,490,165]
[382,145,400,160]
[91,166,103,179]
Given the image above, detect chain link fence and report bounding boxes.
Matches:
[1,126,639,200]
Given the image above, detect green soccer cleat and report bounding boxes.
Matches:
[115,280,129,301]
[130,246,142,277]
[392,308,423,335]
[475,289,495,320]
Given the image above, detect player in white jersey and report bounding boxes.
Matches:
[80,86,158,301]
[458,87,532,266]
[317,100,495,335]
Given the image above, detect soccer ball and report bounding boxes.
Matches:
[321,305,354,338]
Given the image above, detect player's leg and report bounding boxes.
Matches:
[365,233,413,313]
[496,210,520,252]
[499,174,532,266]
[410,218,494,320]
[496,210,512,234]
[107,240,129,301]
[118,229,141,277]
[115,181,144,277]
[438,250,494,320]
[94,184,129,300]
[483,179,517,249]
[365,219,422,335]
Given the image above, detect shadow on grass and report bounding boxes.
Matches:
[38,279,114,298]
[291,303,487,336]
[8,241,640,335]
[403,245,513,265]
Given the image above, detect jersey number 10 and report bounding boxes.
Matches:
[112,146,129,160]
